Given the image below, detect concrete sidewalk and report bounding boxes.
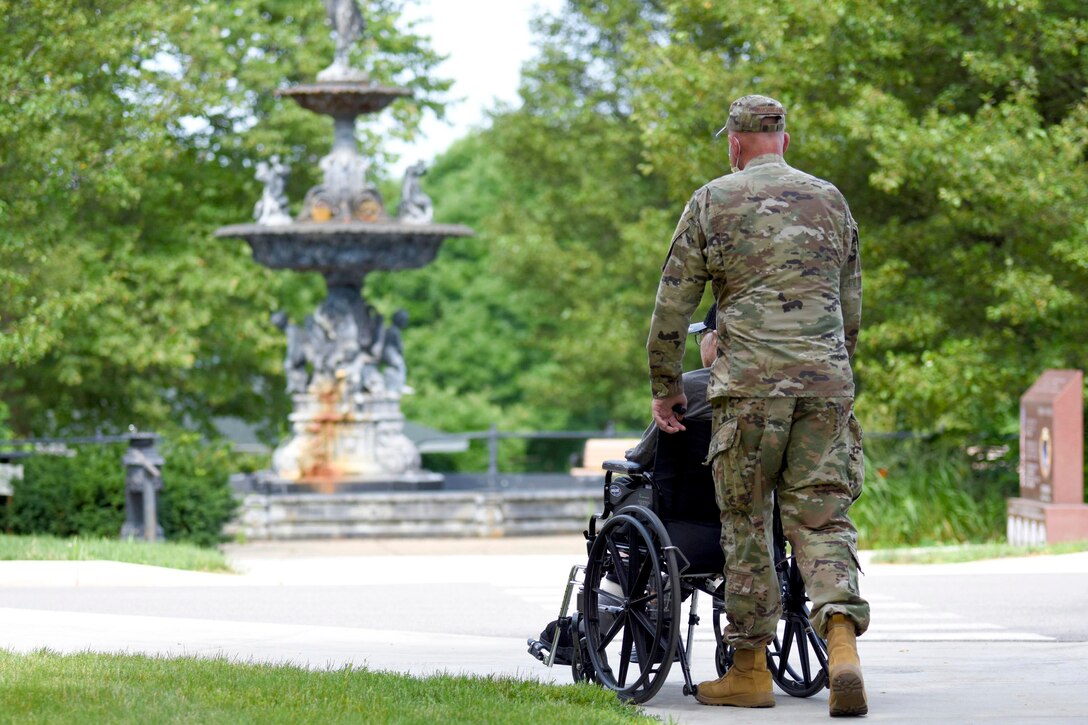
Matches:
[2,538,1087,724]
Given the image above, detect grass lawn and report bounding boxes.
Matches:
[0,534,231,573]
[0,650,654,724]
[869,539,1088,564]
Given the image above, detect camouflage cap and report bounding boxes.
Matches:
[715,94,787,137]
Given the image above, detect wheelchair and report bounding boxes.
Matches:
[528,419,829,704]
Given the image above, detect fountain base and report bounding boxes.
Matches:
[232,470,443,495]
[268,383,440,493]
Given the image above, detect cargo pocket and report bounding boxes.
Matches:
[704,417,739,513]
[726,567,754,596]
[703,417,738,467]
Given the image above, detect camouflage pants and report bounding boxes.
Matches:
[709,397,870,648]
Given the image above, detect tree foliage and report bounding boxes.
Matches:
[0,0,447,438]
[3,0,1086,451]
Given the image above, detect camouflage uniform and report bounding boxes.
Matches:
[647,95,870,648]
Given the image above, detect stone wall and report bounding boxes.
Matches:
[228,488,603,539]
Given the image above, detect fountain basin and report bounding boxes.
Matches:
[216,221,474,274]
[277,82,412,116]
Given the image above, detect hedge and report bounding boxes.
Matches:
[2,433,238,548]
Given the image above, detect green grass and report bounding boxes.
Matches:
[0,534,231,573]
[869,539,1088,564]
[0,650,654,725]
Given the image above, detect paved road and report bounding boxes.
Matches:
[2,537,1087,723]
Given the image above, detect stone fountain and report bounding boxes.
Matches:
[217,0,472,495]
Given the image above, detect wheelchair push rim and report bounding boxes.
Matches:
[582,506,682,704]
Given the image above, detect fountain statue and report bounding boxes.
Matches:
[254,156,292,226]
[217,0,472,493]
[397,161,433,224]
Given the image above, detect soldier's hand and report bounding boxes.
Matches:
[652,394,688,434]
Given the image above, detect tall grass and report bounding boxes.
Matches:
[852,438,1015,549]
[0,651,653,724]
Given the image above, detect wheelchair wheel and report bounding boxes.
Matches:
[714,640,733,677]
[767,605,828,698]
[712,604,828,698]
[582,506,681,704]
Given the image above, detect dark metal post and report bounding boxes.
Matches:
[121,432,165,542]
[487,424,500,476]
[486,424,501,489]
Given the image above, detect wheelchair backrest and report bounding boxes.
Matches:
[652,417,719,525]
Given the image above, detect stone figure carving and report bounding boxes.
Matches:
[397,161,433,224]
[319,0,367,81]
[378,309,409,393]
[271,311,310,394]
[311,289,365,378]
[253,155,292,225]
[320,148,370,199]
[270,286,406,400]
[299,145,385,222]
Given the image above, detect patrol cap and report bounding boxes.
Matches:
[687,304,718,335]
[715,94,787,138]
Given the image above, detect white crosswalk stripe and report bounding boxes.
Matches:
[504,585,1056,642]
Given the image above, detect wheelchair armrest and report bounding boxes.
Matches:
[602,459,644,475]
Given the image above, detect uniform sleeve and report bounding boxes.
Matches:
[840,209,862,361]
[647,192,710,398]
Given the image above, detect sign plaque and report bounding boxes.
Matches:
[1009,369,1088,545]
[1019,370,1082,503]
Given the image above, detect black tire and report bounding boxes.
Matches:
[582,506,681,704]
[714,640,732,678]
[767,605,828,698]
[713,598,730,677]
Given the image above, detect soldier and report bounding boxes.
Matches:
[646,94,869,716]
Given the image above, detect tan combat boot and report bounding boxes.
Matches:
[826,613,868,716]
[694,647,775,708]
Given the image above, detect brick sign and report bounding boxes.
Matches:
[1009,369,1088,546]
[1019,370,1083,504]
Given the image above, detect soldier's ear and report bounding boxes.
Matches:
[782,132,791,155]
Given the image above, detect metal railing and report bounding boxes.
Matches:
[0,430,164,542]
[416,424,941,477]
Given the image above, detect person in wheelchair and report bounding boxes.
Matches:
[626,304,717,470]
[625,305,723,573]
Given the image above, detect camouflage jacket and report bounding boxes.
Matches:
[648,153,861,400]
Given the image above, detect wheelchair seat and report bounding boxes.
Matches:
[664,520,723,575]
[653,418,724,575]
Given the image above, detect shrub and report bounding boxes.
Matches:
[852,437,1013,548]
[157,433,238,547]
[4,443,126,538]
[2,433,237,548]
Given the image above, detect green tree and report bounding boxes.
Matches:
[469,0,1088,437]
[0,0,447,438]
